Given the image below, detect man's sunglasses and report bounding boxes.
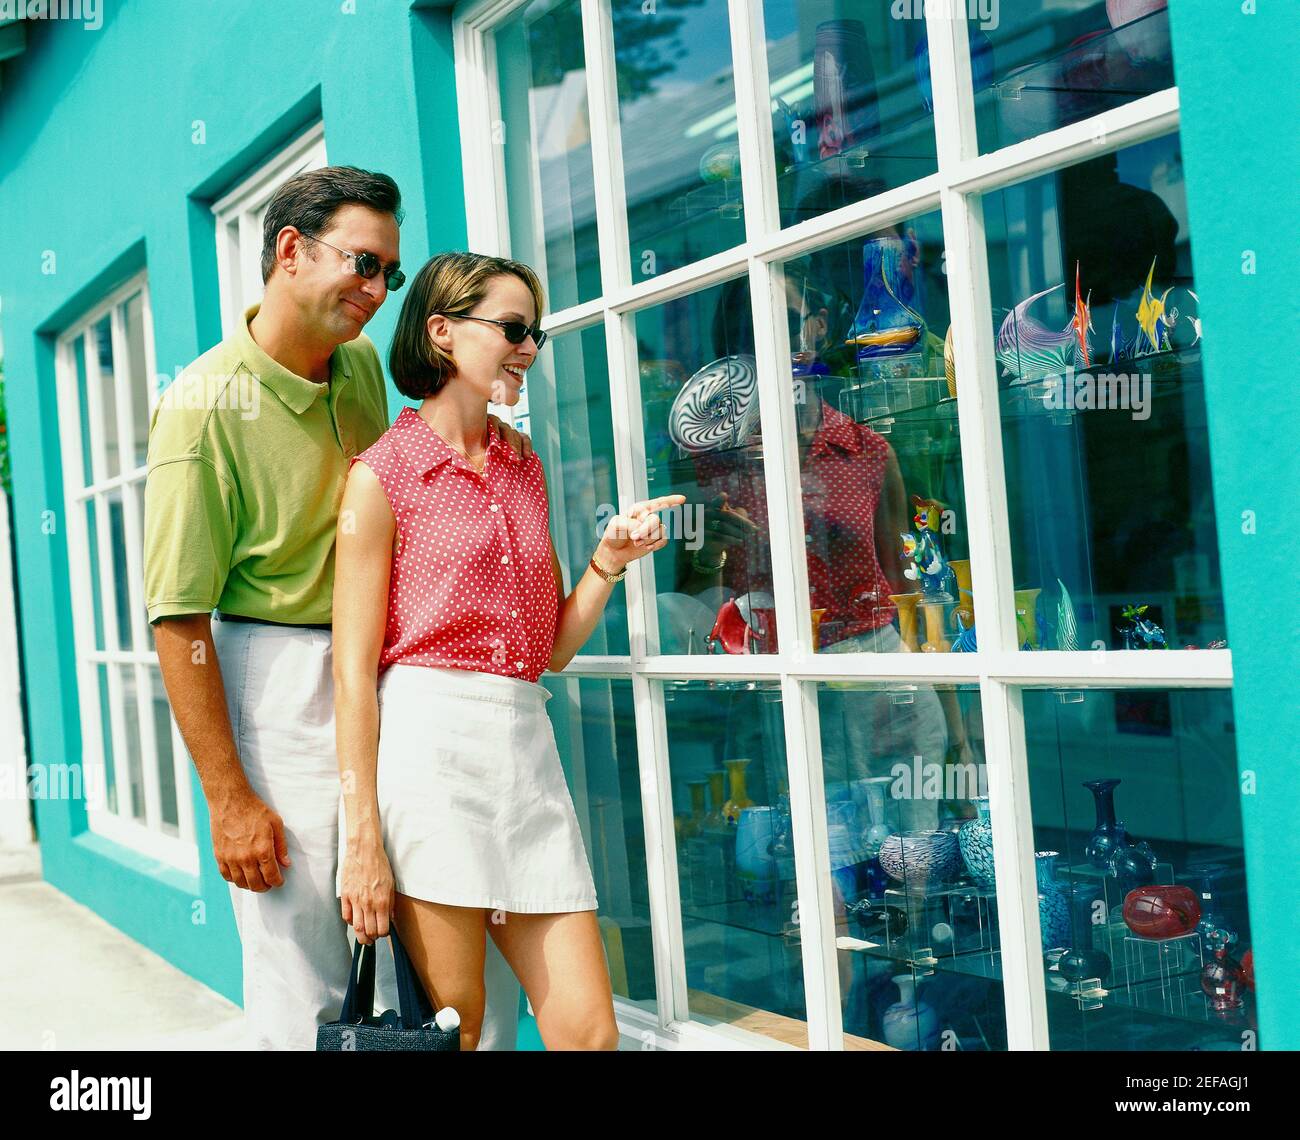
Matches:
[440,313,548,351]
[303,234,406,291]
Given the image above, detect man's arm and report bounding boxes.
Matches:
[152,614,290,893]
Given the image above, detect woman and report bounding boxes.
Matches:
[332,251,682,1050]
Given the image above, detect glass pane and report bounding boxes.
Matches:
[495,0,601,310]
[148,666,179,835]
[634,280,780,655]
[95,665,118,815]
[985,133,1225,652]
[615,0,745,282]
[773,209,973,653]
[73,336,93,487]
[665,680,805,1046]
[763,1,938,229]
[130,481,148,650]
[542,675,654,1012]
[114,665,144,821]
[91,315,120,479]
[1024,688,1257,1050]
[125,293,151,470]
[975,1,1175,153]
[106,490,133,651]
[536,325,628,655]
[84,502,105,651]
[816,681,1006,1050]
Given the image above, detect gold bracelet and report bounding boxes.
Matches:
[589,555,628,584]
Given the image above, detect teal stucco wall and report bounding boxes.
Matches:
[1168,0,1300,1049]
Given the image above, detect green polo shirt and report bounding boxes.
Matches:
[144,304,390,624]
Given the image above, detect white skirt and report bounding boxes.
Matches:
[336,664,597,913]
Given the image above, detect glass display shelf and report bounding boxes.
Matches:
[974,6,1174,152]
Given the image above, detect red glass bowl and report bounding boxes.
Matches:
[1122,885,1203,940]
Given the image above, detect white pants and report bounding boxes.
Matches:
[213,617,522,1050]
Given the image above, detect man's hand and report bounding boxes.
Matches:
[489,414,533,460]
[210,782,291,892]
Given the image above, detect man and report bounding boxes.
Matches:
[145,165,525,1050]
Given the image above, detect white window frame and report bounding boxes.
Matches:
[54,273,199,873]
[454,0,1229,1051]
[212,122,328,337]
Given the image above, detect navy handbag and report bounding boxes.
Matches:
[316,926,460,1051]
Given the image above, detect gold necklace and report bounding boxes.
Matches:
[426,420,488,473]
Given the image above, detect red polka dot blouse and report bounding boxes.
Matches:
[352,407,559,682]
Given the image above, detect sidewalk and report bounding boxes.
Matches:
[0,844,245,1050]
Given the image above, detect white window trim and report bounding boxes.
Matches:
[54,273,198,876]
[212,122,328,337]
[454,0,1219,1052]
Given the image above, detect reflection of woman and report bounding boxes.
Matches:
[332,252,683,1050]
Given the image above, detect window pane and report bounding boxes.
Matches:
[542,675,654,1012]
[775,209,974,654]
[975,1,1174,154]
[125,293,151,471]
[148,666,179,835]
[1024,688,1257,1050]
[665,680,805,1046]
[817,681,1006,1050]
[95,665,118,815]
[73,336,94,487]
[84,502,105,651]
[634,280,780,655]
[985,133,1225,652]
[496,0,601,310]
[762,1,938,229]
[115,665,144,821]
[615,0,745,282]
[106,491,132,651]
[535,325,628,656]
[91,315,120,480]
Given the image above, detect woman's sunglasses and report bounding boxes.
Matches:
[440,313,548,351]
[304,234,406,291]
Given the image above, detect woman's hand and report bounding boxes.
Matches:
[595,494,687,573]
[339,839,396,946]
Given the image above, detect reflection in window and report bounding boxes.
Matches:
[496,0,601,309]
[818,682,1006,1049]
[986,134,1225,652]
[534,326,627,655]
[544,675,656,1012]
[665,680,806,1046]
[614,0,745,281]
[1025,688,1256,1049]
[975,0,1174,153]
[762,0,938,229]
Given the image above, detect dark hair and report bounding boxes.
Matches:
[388,252,546,401]
[260,165,404,283]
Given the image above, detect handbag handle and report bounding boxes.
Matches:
[339,925,436,1029]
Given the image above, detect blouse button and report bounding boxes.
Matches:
[511,609,518,618]
[490,503,500,512]
[501,555,510,564]
[516,661,526,671]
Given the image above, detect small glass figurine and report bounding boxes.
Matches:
[901,496,956,602]
[1118,603,1167,649]
[1200,927,1246,1013]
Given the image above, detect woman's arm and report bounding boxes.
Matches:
[332,461,396,944]
[548,491,687,672]
[874,442,911,596]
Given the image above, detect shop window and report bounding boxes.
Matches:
[54,277,194,868]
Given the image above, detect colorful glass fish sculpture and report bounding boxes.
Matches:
[996,265,1094,382]
[1134,256,1176,355]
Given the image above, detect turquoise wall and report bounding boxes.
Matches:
[0,0,470,1006]
[1169,0,1300,1049]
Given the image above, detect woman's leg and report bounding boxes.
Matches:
[393,893,489,1050]
[487,911,619,1051]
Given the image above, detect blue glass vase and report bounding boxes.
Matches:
[958,796,995,887]
[1036,851,1072,952]
[1056,883,1112,983]
[1082,778,1125,869]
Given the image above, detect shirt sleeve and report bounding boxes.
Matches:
[143,456,238,622]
